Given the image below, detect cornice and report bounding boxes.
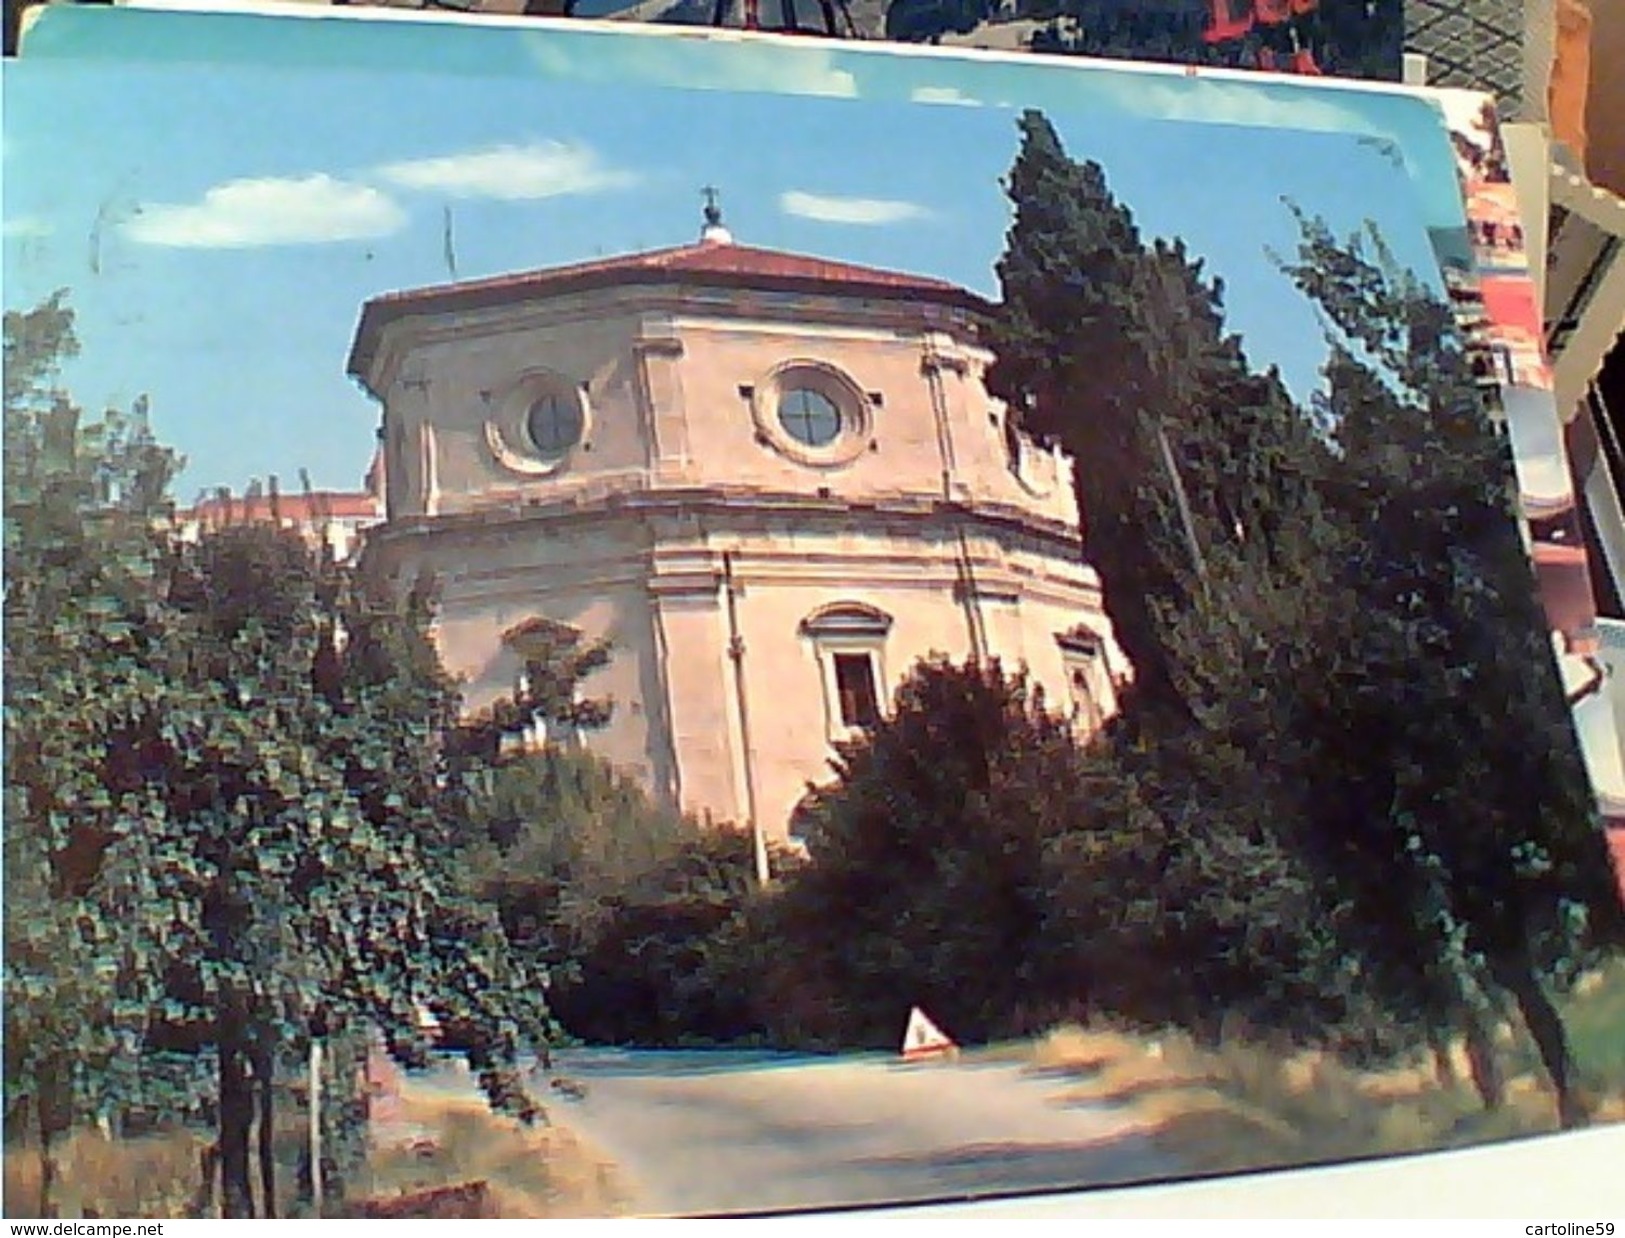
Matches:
[369,485,1086,554]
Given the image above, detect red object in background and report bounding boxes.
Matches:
[1204,0,1255,42]
[1608,827,1625,910]
[1291,48,1323,73]
[1479,275,1545,337]
[1206,0,1322,48]
[1533,541,1599,642]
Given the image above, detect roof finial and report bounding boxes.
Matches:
[699,185,733,245]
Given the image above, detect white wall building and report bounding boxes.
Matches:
[346,208,1126,845]
[177,487,385,565]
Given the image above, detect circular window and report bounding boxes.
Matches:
[778,388,842,448]
[752,361,870,468]
[484,371,592,477]
[526,394,583,457]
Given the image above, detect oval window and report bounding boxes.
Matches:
[777,387,843,448]
[526,393,583,457]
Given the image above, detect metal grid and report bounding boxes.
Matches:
[1405,0,1526,112]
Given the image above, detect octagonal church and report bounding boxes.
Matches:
[346,202,1126,846]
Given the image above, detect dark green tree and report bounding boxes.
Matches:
[456,747,691,990]
[985,110,1266,730]
[759,656,1093,1048]
[455,746,803,1046]
[985,114,1379,1047]
[551,825,786,1045]
[1274,214,1625,1125]
[985,114,1621,1126]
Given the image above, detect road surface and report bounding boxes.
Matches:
[410,1048,1181,1215]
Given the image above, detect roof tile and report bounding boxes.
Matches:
[348,240,989,384]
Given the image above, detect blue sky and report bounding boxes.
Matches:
[3,44,1451,501]
[19,3,1470,224]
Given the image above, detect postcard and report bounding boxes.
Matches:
[4,22,1623,1223]
[27,0,1617,920]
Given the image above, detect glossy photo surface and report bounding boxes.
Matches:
[4,21,1622,1220]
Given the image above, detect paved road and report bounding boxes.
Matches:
[412,1049,1180,1215]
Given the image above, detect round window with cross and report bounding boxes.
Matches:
[777,387,843,448]
[484,370,592,477]
[526,393,583,457]
[752,360,870,467]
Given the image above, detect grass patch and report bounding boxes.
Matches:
[1026,959,1625,1178]
[3,1128,210,1219]
[351,1093,630,1218]
[1568,958,1625,1083]
[5,1093,629,1220]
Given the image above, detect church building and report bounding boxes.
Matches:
[345,201,1125,850]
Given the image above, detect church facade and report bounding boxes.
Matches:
[346,209,1125,846]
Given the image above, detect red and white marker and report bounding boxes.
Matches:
[900,1006,958,1063]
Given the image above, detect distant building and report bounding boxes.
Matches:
[346,203,1125,846]
[177,483,385,564]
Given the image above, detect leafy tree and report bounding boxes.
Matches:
[985,112,1622,1127]
[151,521,563,1212]
[759,656,1091,1048]
[1274,214,1625,1125]
[984,114,1380,1048]
[3,292,183,1211]
[985,111,1259,730]
[456,747,692,989]
[455,747,799,1046]
[552,826,788,1045]
[3,293,562,1217]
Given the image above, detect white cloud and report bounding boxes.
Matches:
[909,85,983,107]
[1094,75,1370,134]
[522,33,857,98]
[2,216,53,239]
[779,190,930,226]
[375,141,635,202]
[122,175,405,248]
[1083,73,1427,191]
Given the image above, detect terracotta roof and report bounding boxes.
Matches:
[348,240,991,385]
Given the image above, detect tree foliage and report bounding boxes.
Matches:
[756,657,1091,1048]
[1273,212,1625,1118]
[454,746,796,1046]
[4,292,185,1181]
[553,825,785,1046]
[3,293,561,1217]
[456,747,691,983]
[982,111,1622,1121]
